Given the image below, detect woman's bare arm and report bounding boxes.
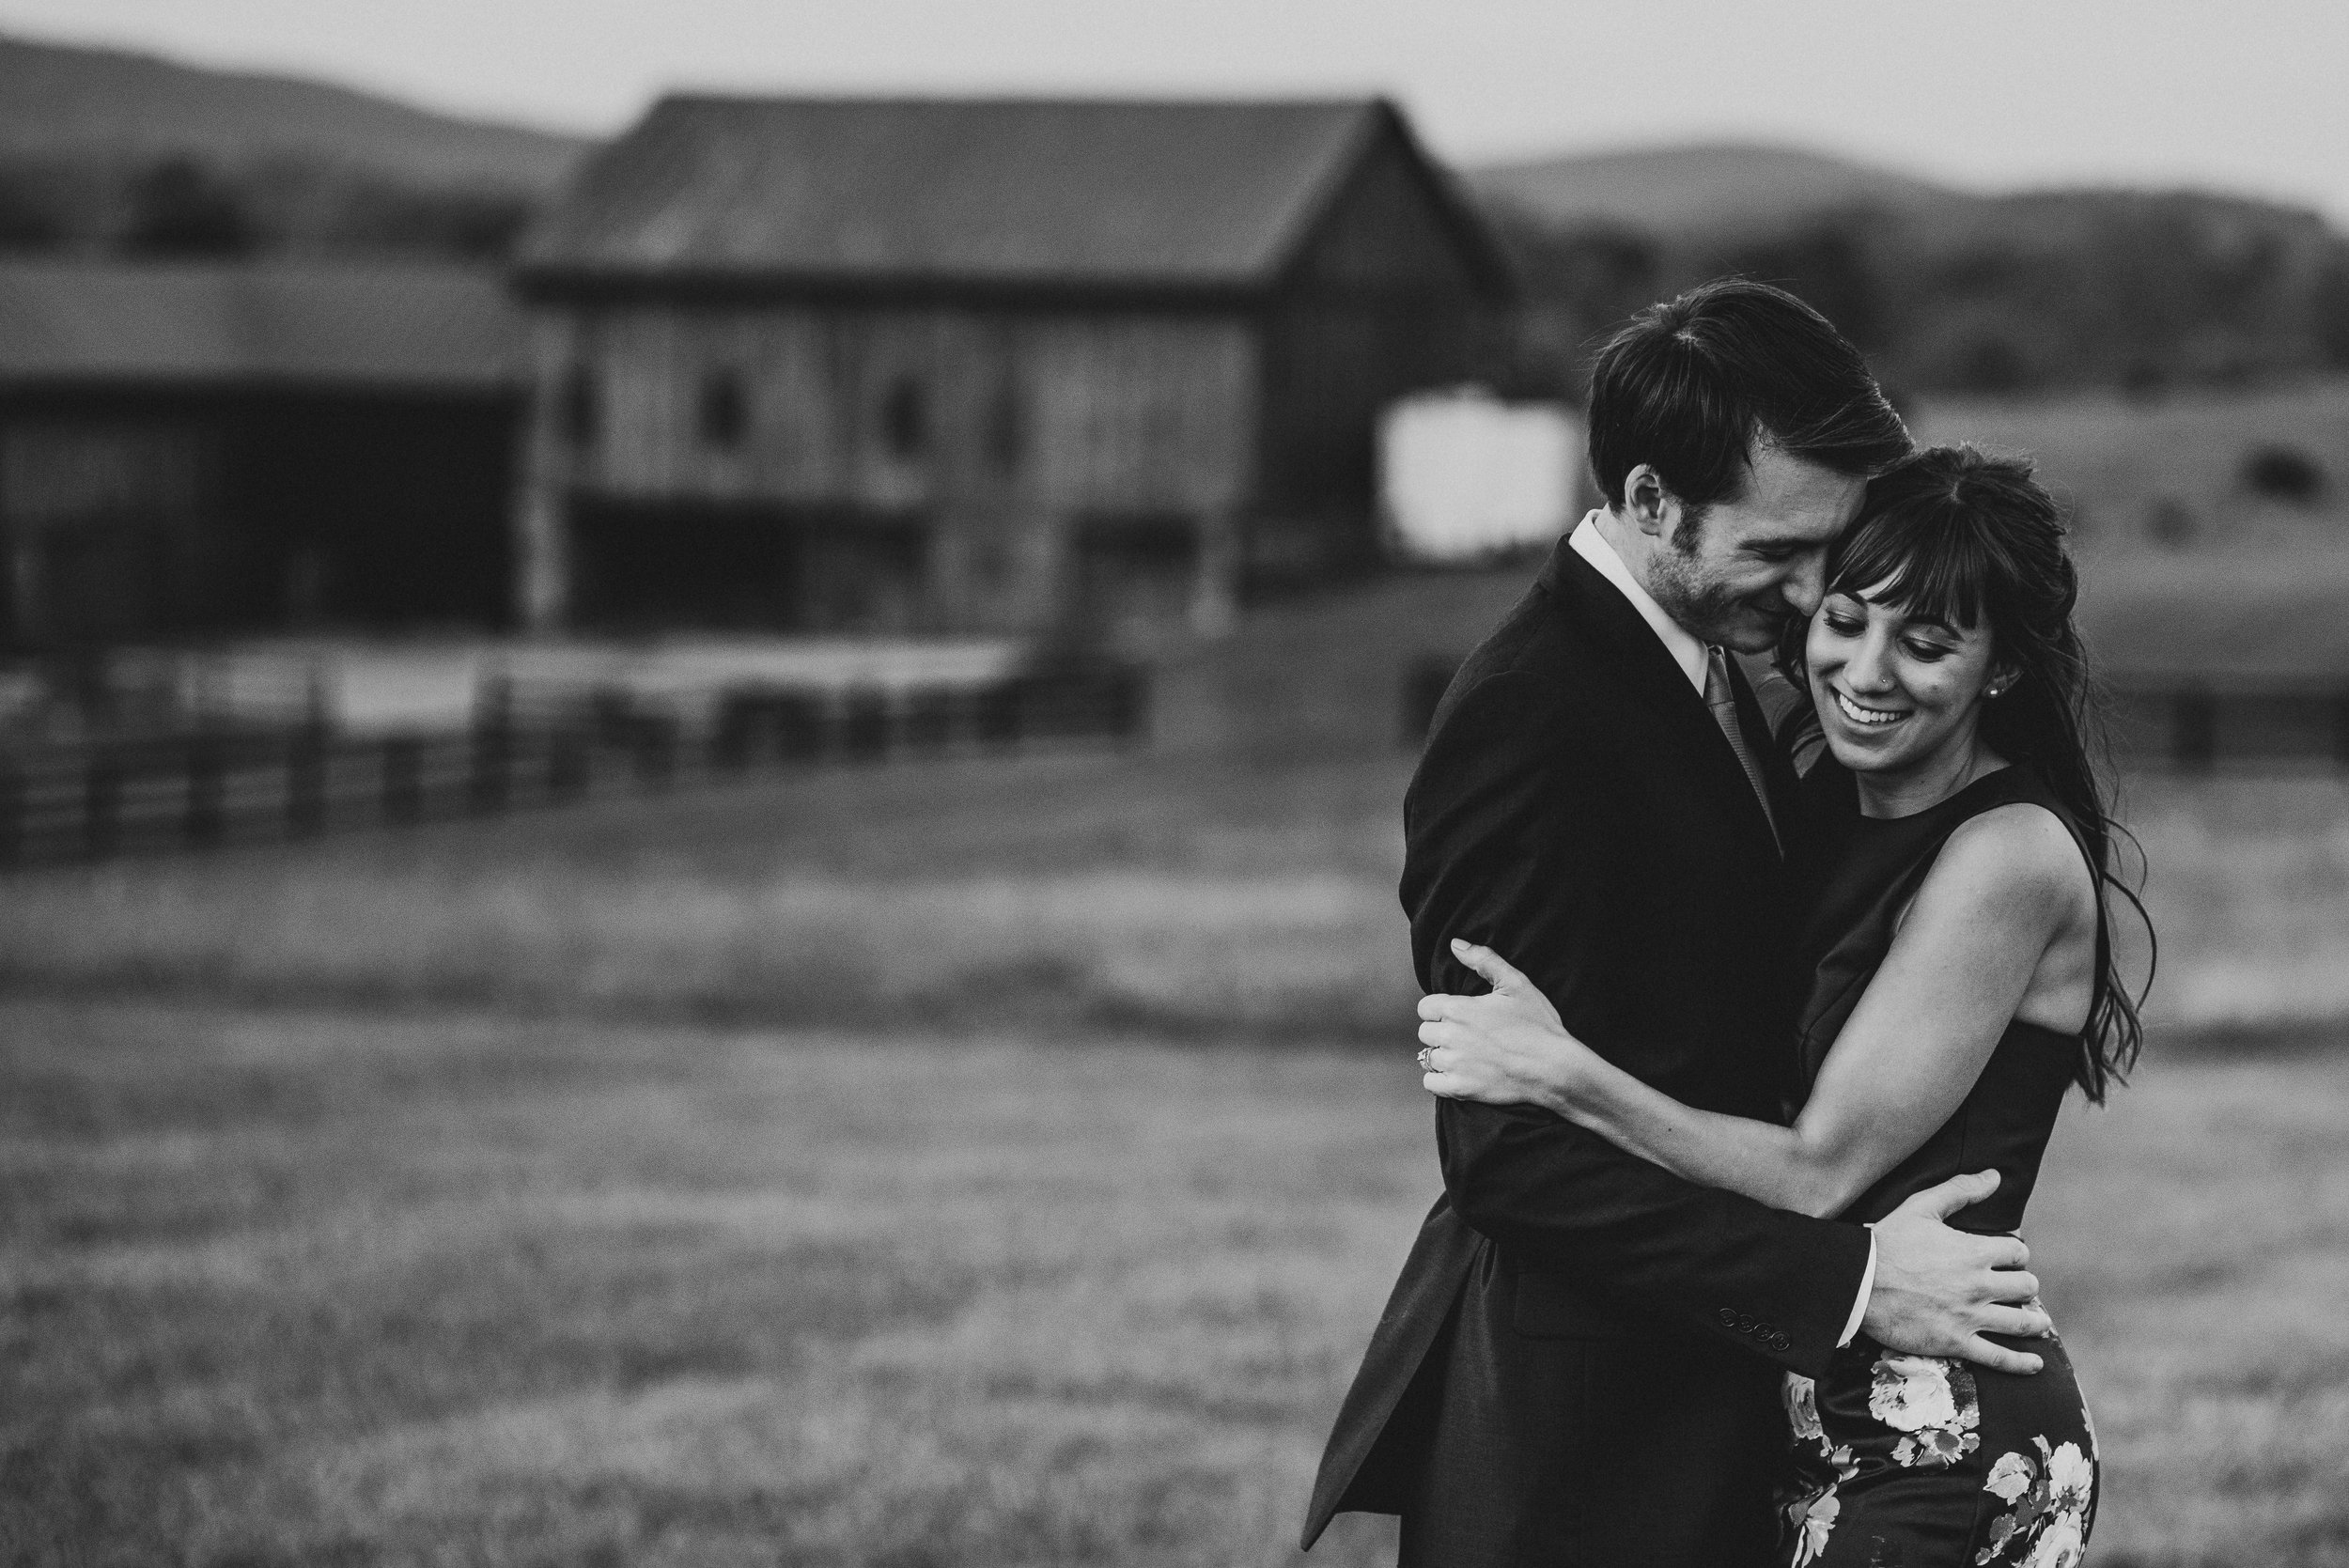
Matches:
[1423,803,2093,1218]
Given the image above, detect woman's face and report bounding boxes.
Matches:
[1805,579,2006,776]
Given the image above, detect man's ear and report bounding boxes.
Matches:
[1621,464,1681,542]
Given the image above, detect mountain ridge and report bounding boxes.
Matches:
[1469,140,1981,236]
[0,31,589,193]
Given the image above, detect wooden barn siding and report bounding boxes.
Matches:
[0,413,218,645]
[2,396,519,644]
[1252,132,1489,585]
[0,395,518,645]
[547,306,1253,511]
[0,417,214,529]
[523,304,1256,631]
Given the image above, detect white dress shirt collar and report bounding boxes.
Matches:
[1568,513,1710,694]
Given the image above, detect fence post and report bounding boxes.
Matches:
[185,732,226,848]
[633,713,677,792]
[902,688,953,752]
[381,735,424,824]
[710,691,756,773]
[84,746,121,860]
[979,679,1023,750]
[469,675,513,815]
[774,694,825,763]
[0,760,21,868]
[547,724,591,801]
[842,688,891,762]
[1110,662,1149,746]
[2170,689,2217,772]
[287,726,329,837]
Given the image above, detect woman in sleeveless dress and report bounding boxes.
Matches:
[1413,444,2147,1568]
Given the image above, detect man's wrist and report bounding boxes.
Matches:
[1839,1226,1877,1348]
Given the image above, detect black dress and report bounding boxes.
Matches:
[1776,760,2101,1568]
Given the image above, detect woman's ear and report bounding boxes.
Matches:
[1985,662,2023,700]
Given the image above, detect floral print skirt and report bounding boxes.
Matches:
[1780,1326,2096,1568]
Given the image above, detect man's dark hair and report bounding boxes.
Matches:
[1586,279,1911,520]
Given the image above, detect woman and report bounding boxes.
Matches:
[1413,445,2146,1568]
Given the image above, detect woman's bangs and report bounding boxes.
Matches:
[1826,504,1990,631]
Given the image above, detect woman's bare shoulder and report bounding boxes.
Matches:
[1925,801,2097,925]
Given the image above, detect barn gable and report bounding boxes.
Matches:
[518,96,1508,301]
[1280,116,1510,301]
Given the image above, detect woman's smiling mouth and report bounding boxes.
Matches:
[1833,690,1910,728]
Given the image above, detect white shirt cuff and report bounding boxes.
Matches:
[1839,1227,1876,1347]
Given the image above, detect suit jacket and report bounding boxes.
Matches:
[1301,539,1873,1564]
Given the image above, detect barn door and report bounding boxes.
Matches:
[1068,515,1199,645]
[567,497,932,633]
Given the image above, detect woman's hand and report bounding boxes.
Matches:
[1416,939,1599,1110]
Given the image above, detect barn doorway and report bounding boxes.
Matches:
[568,499,932,633]
[0,420,208,647]
[14,520,185,644]
[1067,514,1199,644]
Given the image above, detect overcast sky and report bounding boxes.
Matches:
[10,0,2349,222]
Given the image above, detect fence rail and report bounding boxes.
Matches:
[2102,679,2349,770]
[0,663,1147,869]
[1399,655,2349,772]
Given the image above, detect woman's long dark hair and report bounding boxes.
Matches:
[1779,443,2152,1101]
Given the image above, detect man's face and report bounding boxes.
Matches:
[1643,444,1869,654]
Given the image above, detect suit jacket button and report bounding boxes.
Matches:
[1718,1308,1739,1327]
[1770,1333,1792,1351]
[1735,1313,1757,1334]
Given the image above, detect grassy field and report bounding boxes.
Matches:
[6,1001,2348,1567]
[0,738,2341,1038]
[7,516,2349,1564]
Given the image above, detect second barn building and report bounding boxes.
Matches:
[514,95,1513,643]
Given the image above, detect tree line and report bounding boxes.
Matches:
[1485,191,2349,399]
[0,153,535,262]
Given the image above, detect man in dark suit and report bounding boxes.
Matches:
[1302,282,2052,1566]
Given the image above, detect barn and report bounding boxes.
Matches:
[513,96,1515,644]
[0,261,521,649]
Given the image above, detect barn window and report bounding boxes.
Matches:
[697,367,749,450]
[560,365,599,449]
[881,376,926,458]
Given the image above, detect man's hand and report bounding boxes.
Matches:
[1862,1171,2051,1375]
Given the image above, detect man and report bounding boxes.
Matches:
[1301,281,2050,1566]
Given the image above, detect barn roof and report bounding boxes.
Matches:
[520,95,1505,294]
[0,261,521,393]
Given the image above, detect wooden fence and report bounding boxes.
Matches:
[1399,655,2349,772]
[0,662,1147,868]
[2102,679,2349,771]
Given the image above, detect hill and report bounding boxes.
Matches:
[0,32,587,191]
[0,32,593,257]
[1471,141,1970,235]
[1470,142,2349,397]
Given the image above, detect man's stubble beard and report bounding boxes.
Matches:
[1646,521,1783,652]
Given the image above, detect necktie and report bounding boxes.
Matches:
[1705,645,1781,855]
